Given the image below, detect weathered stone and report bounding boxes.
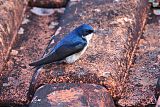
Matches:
[118,22,160,106]
[0,0,29,75]
[31,0,149,106]
[10,50,18,56]
[0,0,29,104]
[29,83,115,107]
[0,0,150,106]
[30,7,65,16]
[0,8,60,105]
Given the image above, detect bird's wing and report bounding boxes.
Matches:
[29,41,87,67]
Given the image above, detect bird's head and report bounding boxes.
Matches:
[76,24,94,37]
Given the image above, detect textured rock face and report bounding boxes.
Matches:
[32,0,148,106]
[0,0,28,75]
[0,0,29,105]
[0,8,61,105]
[0,0,150,106]
[118,22,160,106]
[29,83,115,107]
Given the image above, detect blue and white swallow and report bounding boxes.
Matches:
[29,24,94,67]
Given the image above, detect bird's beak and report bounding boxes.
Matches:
[93,30,97,33]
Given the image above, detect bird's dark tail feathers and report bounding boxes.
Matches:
[29,60,42,67]
[29,62,36,67]
[29,54,54,67]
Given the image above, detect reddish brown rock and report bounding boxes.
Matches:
[0,8,60,105]
[0,0,29,104]
[29,0,68,8]
[31,0,149,106]
[118,20,160,106]
[0,0,150,106]
[0,0,28,75]
[29,83,115,107]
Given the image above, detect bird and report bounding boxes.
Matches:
[29,24,94,68]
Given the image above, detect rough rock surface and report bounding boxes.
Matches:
[32,0,149,106]
[0,8,61,105]
[0,0,151,106]
[29,83,115,107]
[118,14,160,106]
[0,0,28,76]
[25,0,149,105]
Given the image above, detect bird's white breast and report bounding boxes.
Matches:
[65,33,93,63]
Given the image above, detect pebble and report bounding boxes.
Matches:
[31,7,65,16]
[18,27,24,35]
[22,18,30,24]
[10,50,18,56]
[48,21,59,29]
[153,9,160,15]
[3,83,10,87]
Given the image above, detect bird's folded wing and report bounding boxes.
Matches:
[29,41,87,67]
[48,41,87,60]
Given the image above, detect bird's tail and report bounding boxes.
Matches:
[29,54,55,67]
[29,59,44,67]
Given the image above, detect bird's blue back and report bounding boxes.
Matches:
[49,29,83,54]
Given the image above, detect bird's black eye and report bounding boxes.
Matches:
[87,30,94,33]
